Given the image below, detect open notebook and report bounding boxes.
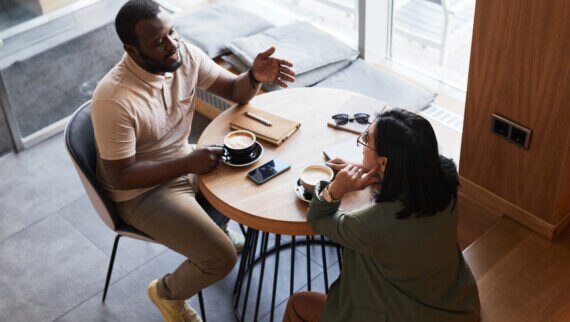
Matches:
[327,95,387,134]
[323,139,363,164]
[229,106,301,146]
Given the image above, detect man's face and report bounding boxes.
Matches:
[130,10,182,74]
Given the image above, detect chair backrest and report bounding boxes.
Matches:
[65,101,121,231]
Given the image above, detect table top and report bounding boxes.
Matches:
[197,88,383,235]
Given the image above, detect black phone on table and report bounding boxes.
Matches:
[247,158,291,185]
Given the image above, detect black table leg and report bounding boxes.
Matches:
[233,232,342,321]
[290,235,296,296]
[234,228,254,296]
[240,230,259,321]
[253,232,270,321]
[320,235,329,293]
[269,234,281,322]
[306,235,311,291]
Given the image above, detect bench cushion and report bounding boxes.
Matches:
[225,22,358,89]
[176,4,273,58]
[222,54,352,92]
[315,59,437,112]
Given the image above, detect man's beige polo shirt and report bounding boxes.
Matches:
[91,41,231,202]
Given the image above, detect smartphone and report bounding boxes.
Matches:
[247,158,291,185]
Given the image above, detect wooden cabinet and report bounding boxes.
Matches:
[459,0,570,238]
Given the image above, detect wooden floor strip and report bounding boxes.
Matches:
[464,218,570,321]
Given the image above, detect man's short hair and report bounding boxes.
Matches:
[115,0,161,46]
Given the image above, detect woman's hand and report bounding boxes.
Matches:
[328,164,381,200]
[326,157,362,172]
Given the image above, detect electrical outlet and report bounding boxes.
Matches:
[510,124,531,149]
[492,116,509,138]
[491,114,531,149]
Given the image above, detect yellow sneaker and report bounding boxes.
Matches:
[147,279,203,322]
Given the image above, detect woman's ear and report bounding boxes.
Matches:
[377,156,388,173]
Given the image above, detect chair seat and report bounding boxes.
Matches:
[315,59,436,112]
[115,225,154,243]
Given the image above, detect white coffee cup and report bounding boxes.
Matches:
[300,164,334,195]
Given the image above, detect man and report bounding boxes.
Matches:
[91,1,295,321]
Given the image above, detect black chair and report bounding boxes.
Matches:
[64,101,209,320]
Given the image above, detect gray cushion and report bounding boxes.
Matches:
[175,3,273,58]
[315,59,437,111]
[222,54,352,91]
[225,22,359,89]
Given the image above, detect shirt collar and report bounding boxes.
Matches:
[124,53,173,89]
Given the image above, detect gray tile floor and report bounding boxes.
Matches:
[0,113,338,322]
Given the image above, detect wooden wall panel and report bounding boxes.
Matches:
[460,0,570,231]
[553,144,570,232]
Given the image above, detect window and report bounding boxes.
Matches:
[390,0,476,90]
[242,0,359,47]
[0,0,117,153]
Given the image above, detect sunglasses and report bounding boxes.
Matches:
[331,113,370,125]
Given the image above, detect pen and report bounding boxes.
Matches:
[245,111,272,126]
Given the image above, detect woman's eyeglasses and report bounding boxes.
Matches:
[357,130,376,151]
[331,113,370,125]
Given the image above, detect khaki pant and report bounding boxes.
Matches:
[115,174,237,300]
[283,292,327,322]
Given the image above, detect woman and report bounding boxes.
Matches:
[283,108,480,322]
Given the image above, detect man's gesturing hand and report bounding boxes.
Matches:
[251,47,295,88]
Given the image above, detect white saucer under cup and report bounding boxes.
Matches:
[295,179,312,203]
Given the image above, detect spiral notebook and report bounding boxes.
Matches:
[229,106,301,146]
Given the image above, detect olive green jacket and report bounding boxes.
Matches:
[307,183,480,322]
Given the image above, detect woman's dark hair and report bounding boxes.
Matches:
[373,108,459,219]
[115,0,161,46]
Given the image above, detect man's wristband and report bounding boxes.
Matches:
[248,68,261,88]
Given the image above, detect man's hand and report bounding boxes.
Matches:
[251,47,295,88]
[186,146,224,175]
[328,164,381,200]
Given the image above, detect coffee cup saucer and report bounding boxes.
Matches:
[222,142,264,167]
[295,179,312,203]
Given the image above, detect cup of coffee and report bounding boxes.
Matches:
[223,130,258,163]
[300,164,334,195]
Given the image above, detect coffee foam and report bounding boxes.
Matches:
[301,167,333,185]
[225,132,255,149]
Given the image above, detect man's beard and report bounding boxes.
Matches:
[138,47,182,74]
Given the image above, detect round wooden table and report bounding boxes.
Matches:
[197,87,381,236]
